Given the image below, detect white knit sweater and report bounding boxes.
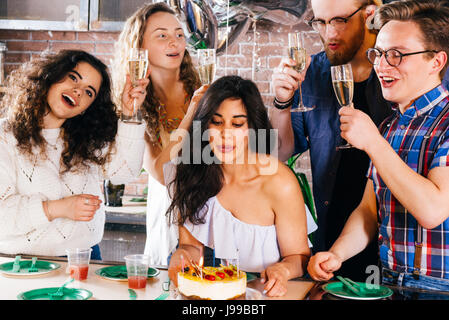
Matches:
[0,119,146,256]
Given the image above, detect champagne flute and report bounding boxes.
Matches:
[331,63,354,150]
[124,48,148,124]
[288,32,314,112]
[197,49,216,85]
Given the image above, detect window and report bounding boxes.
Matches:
[0,0,89,31]
[90,0,150,31]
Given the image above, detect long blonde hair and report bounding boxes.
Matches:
[111,2,200,143]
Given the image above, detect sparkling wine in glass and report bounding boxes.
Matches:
[197,49,216,85]
[331,63,354,150]
[288,32,314,112]
[124,48,148,124]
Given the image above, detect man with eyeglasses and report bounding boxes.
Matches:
[271,0,390,281]
[307,0,449,294]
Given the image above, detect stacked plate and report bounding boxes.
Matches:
[0,259,60,277]
[95,265,159,281]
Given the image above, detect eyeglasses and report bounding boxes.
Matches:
[366,47,439,67]
[307,6,364,34]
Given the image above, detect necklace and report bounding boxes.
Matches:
[46,141,58,150]
[155,93,189,144]
[43,128,62,151]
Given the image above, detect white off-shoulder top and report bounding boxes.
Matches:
[184,196,317,273]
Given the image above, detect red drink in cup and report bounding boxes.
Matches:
[65,248,92,281]
[125,254,149,290]
[128,275,147,289]
[69,264,89,281]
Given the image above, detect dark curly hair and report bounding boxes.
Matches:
[0,50,118,173]
[167,76,275,226]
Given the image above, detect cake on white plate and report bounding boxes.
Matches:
[177,265,246,300]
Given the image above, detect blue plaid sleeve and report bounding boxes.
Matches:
[430,131,449,171]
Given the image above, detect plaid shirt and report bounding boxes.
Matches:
[368,85,449,279]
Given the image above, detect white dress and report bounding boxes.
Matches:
[144,156,318,269]
[185,196,317,273]
[143,128,179,266]
[143,173,178,266]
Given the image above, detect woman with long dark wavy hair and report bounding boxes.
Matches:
[0,50,148,259]
[166,76,315,297]
[111,2,202,266]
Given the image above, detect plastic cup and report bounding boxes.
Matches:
[66,248,92,281]
[125,254,149,289]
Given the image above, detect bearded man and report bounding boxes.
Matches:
[270,0,391,281]
[308,0,449,295]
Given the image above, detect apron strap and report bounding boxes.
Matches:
[413,100,449,279]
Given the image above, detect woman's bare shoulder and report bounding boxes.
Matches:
[258,156,301,200]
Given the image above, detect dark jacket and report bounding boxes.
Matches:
[291,51,393,252]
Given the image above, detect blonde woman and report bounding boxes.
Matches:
[111,2,201,266]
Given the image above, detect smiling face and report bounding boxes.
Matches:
[45,61,102,128]
[374,20,441,110]
[141,11,186,71]
[311,0,366,65]
[208,98,250,164]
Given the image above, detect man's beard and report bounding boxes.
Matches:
[322,23,365,66]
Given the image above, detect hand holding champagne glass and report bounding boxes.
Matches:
[123,48,148,124]
[197,49,216,85]
[288,32,314,112]
[331,63,354,150]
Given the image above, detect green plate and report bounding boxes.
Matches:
[0,259,61,276]
[17,287,92,300]
[246,272,258,283]
[322,281,393,300]
[95,265,160,281]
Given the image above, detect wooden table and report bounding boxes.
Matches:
[0,256,315,300]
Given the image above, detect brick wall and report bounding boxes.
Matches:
[0,9,322,196]
[0,30,118,75]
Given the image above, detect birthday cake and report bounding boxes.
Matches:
[177,265,246,300]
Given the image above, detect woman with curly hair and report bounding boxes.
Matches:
[111,2,201,265]
[165,76,315,297]
[0,50,148,259]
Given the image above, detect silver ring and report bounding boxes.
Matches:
[282,66,287,74]
[85,199,89,205]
